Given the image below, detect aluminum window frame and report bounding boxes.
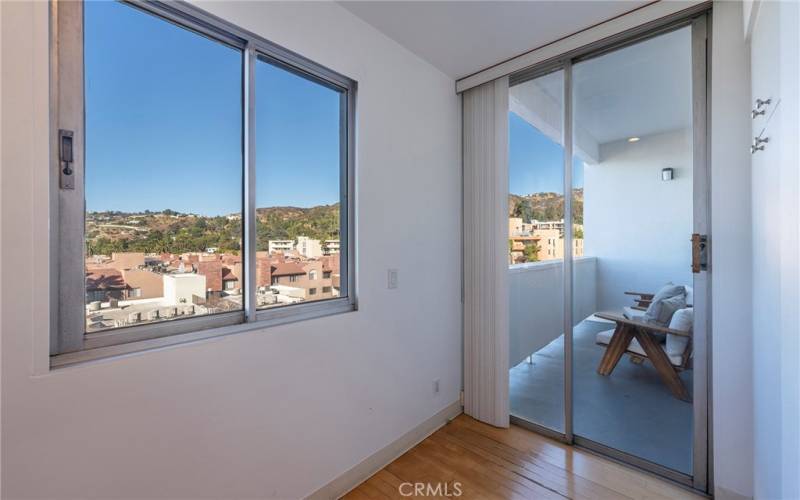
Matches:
[50,0,357,366]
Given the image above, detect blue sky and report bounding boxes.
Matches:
[86,2,577,216]
[255,60,341,210]
[509,112,584,195]
[85,1,340,216]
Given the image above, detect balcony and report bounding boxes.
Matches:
[509,256,693,474]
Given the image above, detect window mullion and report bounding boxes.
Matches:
[243,44,258,323]
[54,0,87,354]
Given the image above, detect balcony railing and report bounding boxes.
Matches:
[509,256,597,368]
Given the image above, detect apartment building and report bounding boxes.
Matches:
[268,239,294,254]
[323,240,340,255]
[509,218,584,262]
[296,236,323,258]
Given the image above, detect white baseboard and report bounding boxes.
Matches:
[305,401,463,500]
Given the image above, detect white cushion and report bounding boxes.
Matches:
[666,307,693,356]
[623,306,645,319]
[643,283,686,326]
[596,328,684,366]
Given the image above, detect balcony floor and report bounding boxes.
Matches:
[510,317,693,474]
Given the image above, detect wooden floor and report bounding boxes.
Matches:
[344,415,705,500]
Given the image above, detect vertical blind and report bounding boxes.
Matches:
[462,77,510,428]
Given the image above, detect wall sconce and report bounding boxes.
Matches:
[661,168,674,181]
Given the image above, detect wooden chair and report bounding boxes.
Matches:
[594,311,693,402]
[623,291,655,309]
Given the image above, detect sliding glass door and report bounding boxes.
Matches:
[508,12,708,491]
[507,68,566,434]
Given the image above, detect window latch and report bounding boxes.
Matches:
[59,129,75,190]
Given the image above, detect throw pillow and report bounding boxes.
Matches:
[666,307,693,356]
[643,283,686,326]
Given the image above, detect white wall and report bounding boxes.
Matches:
[0,1,461,498]
[710,2,754,499]
[749,1,800,499]
[584,129,694,311]
[508,257,596,368]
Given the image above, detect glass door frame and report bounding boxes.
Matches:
[507,6,711,493]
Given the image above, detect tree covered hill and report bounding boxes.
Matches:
[509,189,584,225]
[86,204,340,256]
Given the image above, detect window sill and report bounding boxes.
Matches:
[50,298,356,369]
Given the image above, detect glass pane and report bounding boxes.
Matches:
[255,57,343,309]
[84,2,243,332]
[571,26,694,473]
[508,69,566,433]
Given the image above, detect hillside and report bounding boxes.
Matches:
[255,204,340,249]
[86,204,340,256]
[509,189,584,225]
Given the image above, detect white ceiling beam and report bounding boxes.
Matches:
[455,0,708,94]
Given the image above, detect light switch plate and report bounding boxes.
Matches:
[388,269,398,289]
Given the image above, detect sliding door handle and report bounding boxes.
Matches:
[59,129,75,190]
[691,233,708,273]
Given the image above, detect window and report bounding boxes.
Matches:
[309,288,317,296]
[254,56,345,311]
[323,286,332,294]
[323,271,332,279]
[52,1,356,360]
[82,0,243,338]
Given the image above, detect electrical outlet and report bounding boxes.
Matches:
[433,379,440,394]
[387,269,398,289]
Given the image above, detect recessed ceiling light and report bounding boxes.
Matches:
[628,137,640,143]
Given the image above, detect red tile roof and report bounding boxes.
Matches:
[271,262,306,277]
[222,267,239,281]
[85,268,126,290]
[195,261,223,291]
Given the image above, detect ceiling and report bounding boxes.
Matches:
[572,25,692,145]
[510,25,692,161]
[338,1,650,80]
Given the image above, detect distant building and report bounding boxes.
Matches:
[121,268,163,299]
[195,260,223,292]
[222,265,241,293]
[163,273,206,305]
[530,219,565,233]
[180,253,201,265]
[323,240,340,256]
[296,236,323,258]
[302,260,335,300]
[268,240,294,254]
[255,253,273,289]
[508,235,542,264]
[508,218,584,263]
[110,252,145,270]
[270,261,306,286]
[508,217,533,237]
[85,268,127,302]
